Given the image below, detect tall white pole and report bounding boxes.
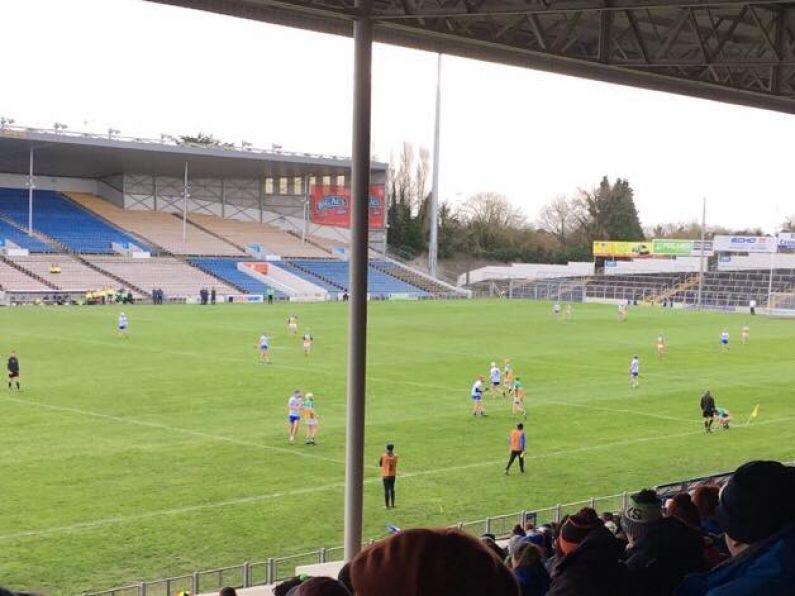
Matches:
[767,245,776,308]
[696,197,706,310]
[429,53,442,279]
[27,148,34,235]
[302,175,309,245]
[182,161,189,242]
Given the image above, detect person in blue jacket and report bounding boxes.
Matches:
[675,460,795,596]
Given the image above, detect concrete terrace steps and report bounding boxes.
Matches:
[176,213,249,254]
[76,256,151,298]
[0,256,59,290]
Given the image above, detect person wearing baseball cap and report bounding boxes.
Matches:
[675,460,795,595]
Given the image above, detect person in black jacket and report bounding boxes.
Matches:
[7,351,20,391]
[700,391,716,433]
[622,489,705,596]
[548,509,630,596]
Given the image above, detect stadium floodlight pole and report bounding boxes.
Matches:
[767,239,776,309]
[302,174,309,245]
[696,197,706,310]
[344,0,372,564]
[429,52,442,279]
[27,148,34,235]
[182,161,189,242]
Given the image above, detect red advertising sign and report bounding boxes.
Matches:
[309,185,385,228]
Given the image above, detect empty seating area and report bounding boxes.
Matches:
[371,260,457,295]
[189,258,282,296]
[672,269,795,307]
[285,258,427,297]
[0,188,150,254]
[0,219,55,252]
[8,255,124,293]
[87,256,237,298]
[67,193,244,256]
[585,272,690,301]
[0,260,51,291]
[189,213,330,258]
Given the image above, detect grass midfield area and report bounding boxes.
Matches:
[1,300,794,594]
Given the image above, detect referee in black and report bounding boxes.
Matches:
[700,390,716,433]
[7,350,20,391]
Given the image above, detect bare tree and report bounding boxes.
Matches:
[537,195,583,245]
[780,214,795,233]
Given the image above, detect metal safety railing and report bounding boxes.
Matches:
[83,492,631,596]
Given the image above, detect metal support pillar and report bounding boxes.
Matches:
[767,248,776,308]
[429,53,442,279]
[182,162,189,242]
[344,0,372,563]
[302,174,309,245]
[220,177,226,219]
[27,148,34,235]
[696,197,706,309]
[259,177,264,224]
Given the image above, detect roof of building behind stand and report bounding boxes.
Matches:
[149,0,795,115]
[0,127,387,179]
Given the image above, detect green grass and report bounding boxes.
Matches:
[1,300,794,594]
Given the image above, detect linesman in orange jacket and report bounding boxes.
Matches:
[379,443,399,509]
[505,423,526,474]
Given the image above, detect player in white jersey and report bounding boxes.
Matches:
[656,333,665,361]
[553,302,561,320]
[720,330,730,351]
[257,332,271,364]
[618,304,627,322]
[471,375,486,416]
[302,330,313,357]
[117,312,129,339]
[629,355,640,389]
[287,314,298,335]
[288,390,303,444]
[488,362,503,398]
[564,304,573,321]
[741,324,750,345]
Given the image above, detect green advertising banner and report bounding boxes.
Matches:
[651,239,694,256]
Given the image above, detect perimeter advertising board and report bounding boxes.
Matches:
[592,241,652,258]
[310,185,385,228]
[651,239,714,257]
[778,233,795,250]
[712,235,777,253]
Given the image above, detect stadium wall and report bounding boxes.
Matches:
[459,262,594,286]
[718,253,795,270]
[0,173,124,207]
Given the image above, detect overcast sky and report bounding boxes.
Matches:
[1,0,793,232]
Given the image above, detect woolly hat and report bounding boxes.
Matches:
[292,577,351,596]
[621,489,663,541]
[349,528,519,596]
[716,460,795,545]
[557,513,597,555]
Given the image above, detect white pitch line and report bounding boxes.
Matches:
[1,396,346,465]
[545,400,694,423]
[3,414,794,542]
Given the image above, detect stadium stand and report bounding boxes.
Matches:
[0,188,152,254]
[276,259,346,293]
[370,259,459,295]
[671,269,795,308]
[284,259,427,297]
[67,193,245,256]
[585,272,691,302]
[0,259,53,291]
[86,256,237,298]
[8,255,130,294]
[187,213,331,258]
[189,258,283,296]
[0,217,56,252]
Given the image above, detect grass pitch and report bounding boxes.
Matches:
[1,300,795,594]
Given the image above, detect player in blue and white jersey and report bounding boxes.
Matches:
[629,355,640,389]
[258,332,271,364]
[488,362,503,398]
[288,390,303,444]
[720,330,730,351]
[471,375,486,417]
[117,312,129,339]
[553,302,561,319]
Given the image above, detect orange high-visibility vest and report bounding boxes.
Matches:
[380,453,398,477]
[510,429,525,451]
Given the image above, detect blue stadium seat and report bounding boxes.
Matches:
[285,259,427,297]
[0,188,154,254]
[189,258,283,296]
[0,219,55,252]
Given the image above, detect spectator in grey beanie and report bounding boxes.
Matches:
[622,489,705,596]
[675,460,795,596]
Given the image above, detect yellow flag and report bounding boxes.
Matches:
[751,404,760,419]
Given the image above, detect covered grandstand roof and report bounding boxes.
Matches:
[0,127,386,180]
[149,0,795,114]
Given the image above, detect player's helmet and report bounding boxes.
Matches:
[491,362,496,367]
[305,392,314,399]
